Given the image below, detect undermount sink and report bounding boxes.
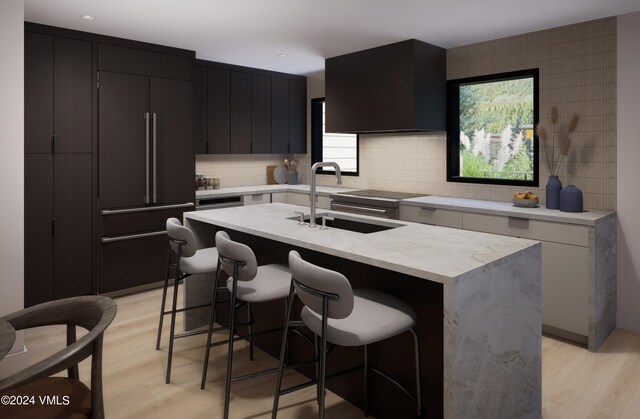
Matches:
[288,213,404,234]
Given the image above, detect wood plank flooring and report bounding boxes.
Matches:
[20,288,640,418]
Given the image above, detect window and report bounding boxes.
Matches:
[447,69,539,187]
[311,97,359,176]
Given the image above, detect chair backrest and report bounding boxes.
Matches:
[288,251,353,319]
[215,231,258,281]
[166,217,197,258]
[0,296,117,419]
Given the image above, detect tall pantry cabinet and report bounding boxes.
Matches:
[24,23,196,305]
[24,30,94,306]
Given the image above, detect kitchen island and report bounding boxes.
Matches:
[184,203,542,419]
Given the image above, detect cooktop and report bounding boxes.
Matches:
[336,189,425,200]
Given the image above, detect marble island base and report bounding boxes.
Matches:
[183,204,542,418]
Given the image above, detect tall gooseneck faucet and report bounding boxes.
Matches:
[309,162,342,227]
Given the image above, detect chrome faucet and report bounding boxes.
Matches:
[309,162,342,227]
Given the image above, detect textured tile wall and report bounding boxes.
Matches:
[198,17,617,210]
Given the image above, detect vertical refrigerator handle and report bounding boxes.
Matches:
[152,112,157,203]
[144,112,151,204]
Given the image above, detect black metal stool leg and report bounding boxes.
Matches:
[318,296,329,419]
[410,328,423,415]
[223,266,239,419]
[248,302,254,361]
[201,259,222,390]
[166,248,182,384]
[272,281,295,419]
[364,344,370,416]
[156,246,173,350]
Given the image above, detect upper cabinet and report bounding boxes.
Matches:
[195,60,307,155]
[25,32,93,153]
[325,39,446,133]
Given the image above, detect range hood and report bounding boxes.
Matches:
[325,39,446,134]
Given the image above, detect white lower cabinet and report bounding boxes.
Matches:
[462,212,591,341]
[541,241,589,337]
[270,192,288,203]
[400,203,600,346]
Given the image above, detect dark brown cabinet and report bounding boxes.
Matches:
[25,154,93,307]
[252,74,271,153]
[98,71,194,209]
[207,67,231,154]
[25,32,92,153]
[230,71,252,154]
[97,47,194,293]
[325,39,446,133]
[195,59,307,155]
[24,29,94,307]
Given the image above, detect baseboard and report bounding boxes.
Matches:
[100,281,164,299]
[617,310,640,333]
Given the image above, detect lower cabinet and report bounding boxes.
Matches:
[98,206,190,293]
[399,203,599,346]
[25,153,93,307]
[99,233,168,293]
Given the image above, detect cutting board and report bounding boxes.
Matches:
[266,165,277,184]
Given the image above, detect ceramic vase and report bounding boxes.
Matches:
[287,171,299,185]
[546,175,562,209]
[559,184,584,212]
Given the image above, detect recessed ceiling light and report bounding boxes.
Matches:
[277,53,289,58]
[81,15,95,20]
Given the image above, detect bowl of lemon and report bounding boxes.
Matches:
[512,191,539,207]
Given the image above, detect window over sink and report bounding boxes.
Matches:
[311,97,359,176]
[447,69,539,187]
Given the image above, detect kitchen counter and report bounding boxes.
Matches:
[402,195,615,226]
[183,203,542,419]
[196,184,356,199]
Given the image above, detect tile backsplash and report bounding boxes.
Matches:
[197,17,616,211]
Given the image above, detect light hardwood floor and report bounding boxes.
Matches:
[20,288,640,418]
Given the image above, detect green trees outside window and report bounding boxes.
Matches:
[447,69,539,187]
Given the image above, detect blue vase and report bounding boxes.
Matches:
[559,185,584,212]
[546,175,562,209]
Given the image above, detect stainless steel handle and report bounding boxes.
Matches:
[331,203,390,218]
[144,112,151,204]
[294,211,306,225]
[320,215,334,229]
[101,202,194,215]
[101,230,167,243]
[420,206,436,211]
[152,112,157,204]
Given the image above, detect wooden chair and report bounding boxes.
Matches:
[0,295,117,419]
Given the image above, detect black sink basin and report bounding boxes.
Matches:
[288,214,403,234]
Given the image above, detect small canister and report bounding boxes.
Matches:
[212,177,221,190]
[204,176,213,190]
[196,173,205,191]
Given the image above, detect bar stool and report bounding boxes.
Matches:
[201,230,292,419]
[156,217,219,384]
[273,250,424,418]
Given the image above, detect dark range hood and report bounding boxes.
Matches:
[325,39,446,134]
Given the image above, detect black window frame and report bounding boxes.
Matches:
[311,97,359,176]
[447,69,539,187]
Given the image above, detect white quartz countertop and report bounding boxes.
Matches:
[402,195,615,226]
[196,184,355,199]
[185,203,539,285]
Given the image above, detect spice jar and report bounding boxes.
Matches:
[212,177,221,190]
[196,173,205,191]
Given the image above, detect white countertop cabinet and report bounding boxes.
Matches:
[401,196,616,351]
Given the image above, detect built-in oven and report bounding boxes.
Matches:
[330,190,425,219]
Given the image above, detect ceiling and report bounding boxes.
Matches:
[24,0,640,75]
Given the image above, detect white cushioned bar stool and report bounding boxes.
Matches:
[272,251,424,419]
[201,230,292,419]
[157,217,219,384]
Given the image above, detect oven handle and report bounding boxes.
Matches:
[331,203,391,218]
